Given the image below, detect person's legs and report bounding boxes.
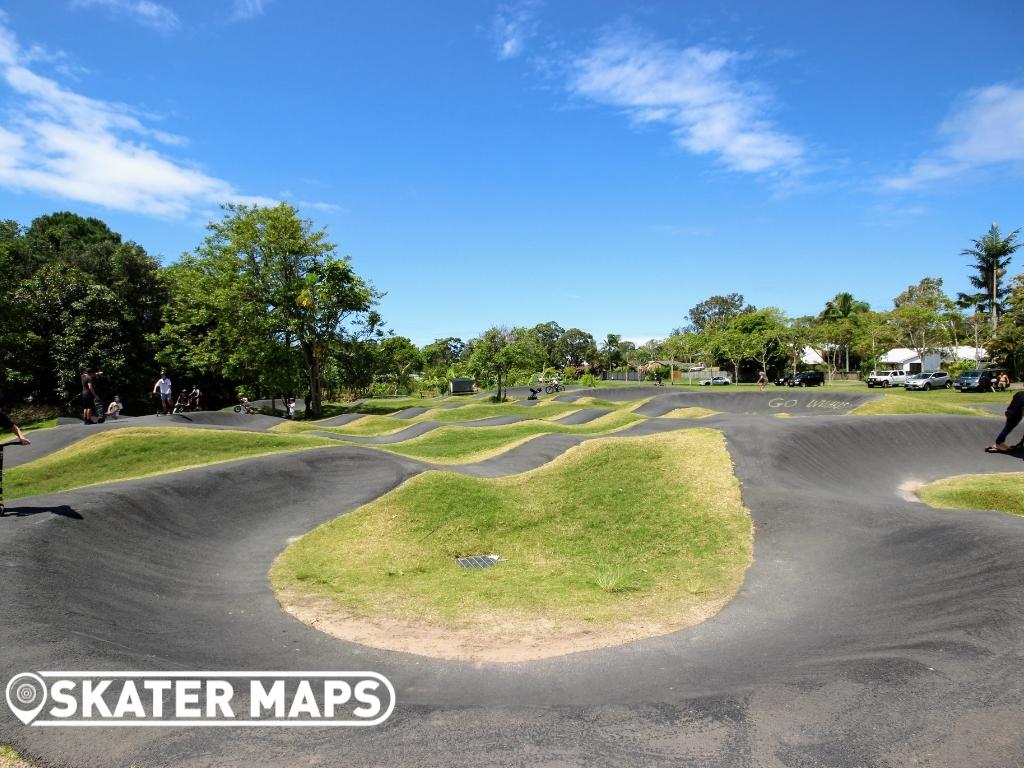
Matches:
[993,412,1023,449]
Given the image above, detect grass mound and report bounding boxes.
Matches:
[372,410,642,462]
[850,394,991,417]
[414,401,580,422]
[271,429,752,660]
[6,427,334,499]
[917,472,1024,516]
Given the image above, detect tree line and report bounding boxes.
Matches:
[1,207,1020,417]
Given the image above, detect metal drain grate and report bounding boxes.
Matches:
[456,554,500,569]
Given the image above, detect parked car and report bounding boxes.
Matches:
[701,375,732,386]
[904,371,951,391]
[866,369,907,388]
[788,371,825,387]
[774,374,794,386]
[954,368,1008,393]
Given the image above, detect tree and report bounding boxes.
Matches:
[682,293,755,334]
[528,321,565,368]
[600,334,623,372]
[376,336,423,395]
[421,337,464,373]
[989,273,1024,376]
[891,277,959,361]
[818,293,869,372]
[850,310,897,371]
[553,328,597,369]
[467,326,546,401]
[160,204,380,417]
[957,224,1021,330]
[732,308,787,378]
[6,212,166,406]
[16,263,131,401]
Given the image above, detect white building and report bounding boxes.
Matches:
[878,346,989,374]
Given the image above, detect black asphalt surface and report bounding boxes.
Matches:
[2,390,1023,767]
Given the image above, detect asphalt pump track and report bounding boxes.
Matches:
[1,388,1022,767]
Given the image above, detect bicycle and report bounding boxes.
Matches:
[544,382,564,394]
[233,397,258,415]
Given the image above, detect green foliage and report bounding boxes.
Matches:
[156,204,380,416]
[467,326,546,399]
[956,224,1021,329]
[683,293,755,334]
[579,373,600,388]
[554,327,598,368]
[5,212,166,408]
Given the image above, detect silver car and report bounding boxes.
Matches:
[904,371,952,391]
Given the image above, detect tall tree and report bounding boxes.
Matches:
[528,321,565,368]
[421,337,464,373]
[600,333,623,372]
[891,277,959,361]
[467,326,545,401]
[160,204,379,417]
[818,292,870,372]
[553,328,597,369]
[683,293,755,334]
[956,224,1021,330]
[376,335,423,395]
[7,212,165,405]
[989,273,1024,376]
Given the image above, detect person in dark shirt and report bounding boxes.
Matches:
[987,390,1024,453]
[81,369,99,424]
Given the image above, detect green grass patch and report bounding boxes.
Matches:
[917,473,1024,516]
[849,394,993,417]
[6,427,335,499]
[414,401,580,423]
[0,746,38,768]
[372,411,643,462]
[272,429,751,634]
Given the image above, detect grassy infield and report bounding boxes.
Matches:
[4,382,1020,662]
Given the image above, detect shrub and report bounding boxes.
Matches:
[579,373,600,388]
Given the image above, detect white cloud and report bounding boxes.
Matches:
[231,0,271,22]
[297,200,346,214]
[70,0,180,32]
[0,17,272,217]
[884,84,1024,190]
[569,32,804,175]
[492,1,539,61]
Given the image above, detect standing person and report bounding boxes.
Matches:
[986,390,1024,453]
[153,371,172,415]
[81,368,100,424]
[757,370,769,391]
[0,394,30,517]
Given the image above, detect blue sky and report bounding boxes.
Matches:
[1,1,1022,346]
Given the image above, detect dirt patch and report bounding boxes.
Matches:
[277,589,727,663]
[898,479,925,502]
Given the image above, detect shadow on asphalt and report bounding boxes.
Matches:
[3,504,83,519]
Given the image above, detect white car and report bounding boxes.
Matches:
[701,375,732,386]
[866,370,907,388]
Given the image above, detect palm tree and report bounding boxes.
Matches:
[957,223,1021,330]
[819,292,870,372]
